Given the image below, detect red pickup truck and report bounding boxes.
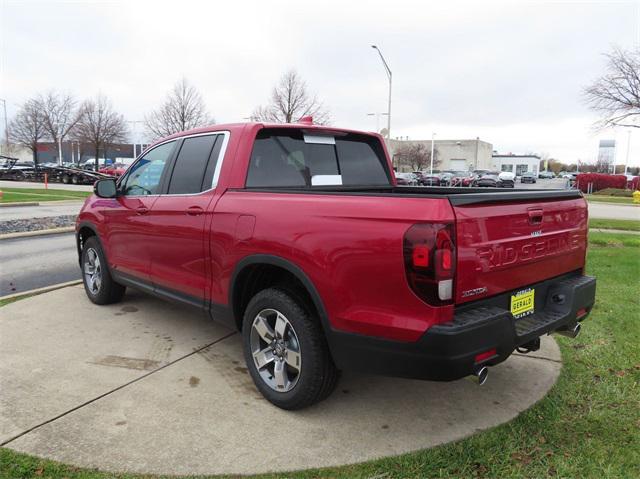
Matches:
[76,120,596,409]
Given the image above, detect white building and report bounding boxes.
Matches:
[491,153,541,176]
[387,138,493,172]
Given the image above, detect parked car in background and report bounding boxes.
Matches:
[77,120,595,409]
[497,171,516,188]
[538,171,555,179]
[438,171,455,186]
[472,172,514,188]
[421,173,441,186]
[396,172,418,185]
[521,172,537,183]
[99,162,129,177]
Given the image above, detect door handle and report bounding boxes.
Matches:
[136,206,149,215]
[186,206,204,216]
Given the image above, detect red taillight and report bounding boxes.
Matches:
[412,245,430,268]
[577,307,588,319]
[403,223,456,305]
[475,348,497,363]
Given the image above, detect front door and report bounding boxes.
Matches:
[104,140,177,282]
[146,133,226,305]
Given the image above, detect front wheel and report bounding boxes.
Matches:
[242,288,339,410]
[81,236,126,304]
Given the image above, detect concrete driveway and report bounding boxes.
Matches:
[0,285,562,476]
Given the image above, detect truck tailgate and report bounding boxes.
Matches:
[452,196,588,304]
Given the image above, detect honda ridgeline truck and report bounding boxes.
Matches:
[76,119,596,409]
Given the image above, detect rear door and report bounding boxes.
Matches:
[453,196,588,304]
[146,132,227,305]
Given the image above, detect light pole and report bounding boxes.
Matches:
[371,45,392,139]
[430,132,436,175]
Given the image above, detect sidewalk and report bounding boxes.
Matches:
[1,285,561,476]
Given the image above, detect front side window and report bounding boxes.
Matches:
[121,141,175,196]
[246,129,391,188]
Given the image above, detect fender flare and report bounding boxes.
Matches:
[229,254,332,335]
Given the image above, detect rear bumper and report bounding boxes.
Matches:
[328,272,596,381]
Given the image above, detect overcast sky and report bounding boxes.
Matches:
[1,0,639,165]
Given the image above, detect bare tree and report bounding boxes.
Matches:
[584,46,640,129]
[8,99,47,164]
[251,70,331,124]
[74,95,128,171]
[38,91,81,163]
[395,143,438,171]
[145,78,213,139]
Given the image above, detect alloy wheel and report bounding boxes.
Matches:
[249,308,302,392]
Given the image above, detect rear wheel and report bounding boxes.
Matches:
[81,236,125,305]
[242,288,339,410]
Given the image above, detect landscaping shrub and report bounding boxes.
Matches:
[575,174,628,193]
[593,188,633,197]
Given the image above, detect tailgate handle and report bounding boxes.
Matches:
[528,209,543,225]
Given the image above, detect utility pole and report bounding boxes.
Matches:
[371,45,392,139]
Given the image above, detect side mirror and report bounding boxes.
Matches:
[94,178,117,198]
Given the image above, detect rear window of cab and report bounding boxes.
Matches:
[246,128,391,188]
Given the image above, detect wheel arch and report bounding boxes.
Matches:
[229,255,331,335]
[76,221,100,266]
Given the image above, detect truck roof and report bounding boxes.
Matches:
[147,121,383,151]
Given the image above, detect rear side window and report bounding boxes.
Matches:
[246,129,390,188]
[167,135,220,194]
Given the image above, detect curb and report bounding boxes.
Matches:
[0,202,40,207]
[0,279,82,303]
[0,226,75,240]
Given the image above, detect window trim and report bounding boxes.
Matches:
[117,130,230,198]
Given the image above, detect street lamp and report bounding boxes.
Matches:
[371,45,392,139]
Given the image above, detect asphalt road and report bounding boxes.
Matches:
[0,201,83,221]
[0,232,79,296]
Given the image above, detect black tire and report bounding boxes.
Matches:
[71,175,79,184]
[61,174,70,184]
[81,236,126,305]
[242,288,339,410]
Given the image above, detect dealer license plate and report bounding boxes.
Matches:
[511,288,535,318]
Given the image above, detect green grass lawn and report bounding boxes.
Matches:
[589,218,640,232]
[0,188,90,203]
[1,232,639,478]
[586,195,638,205]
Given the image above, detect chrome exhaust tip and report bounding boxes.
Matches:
[556,322,581,339]
[474,366,489,386]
